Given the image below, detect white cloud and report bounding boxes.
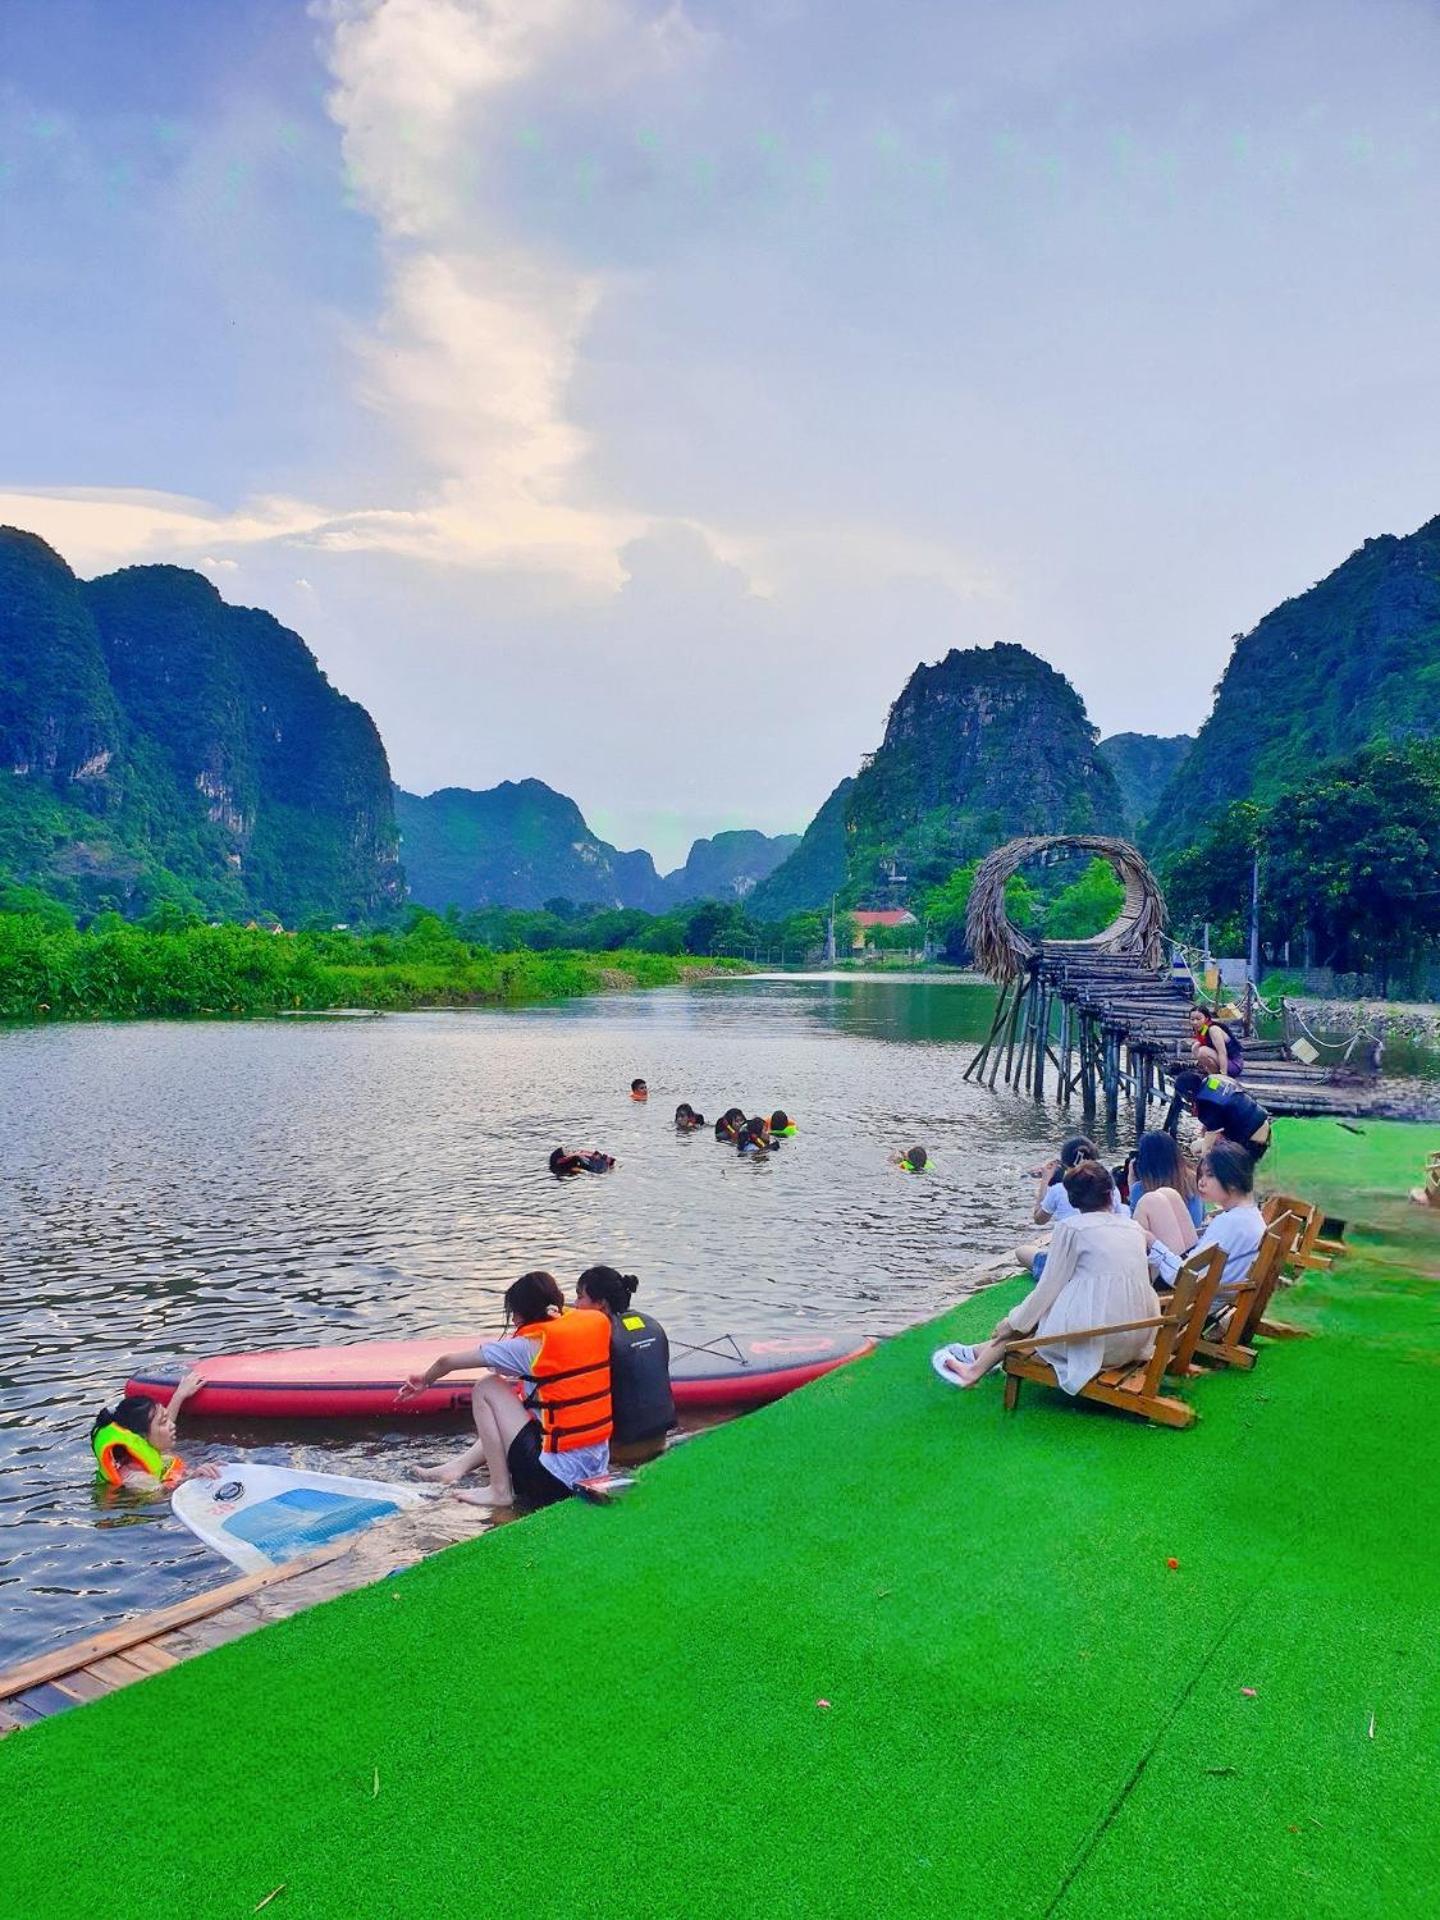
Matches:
[200,554,240,573]
[313,0,711,583]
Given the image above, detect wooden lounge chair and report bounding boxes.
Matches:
[1192,1213,1302,1371]
[1261,1192,1330,1278]
[1409,1152,1440,1209]
[1000,1245,1224,1430]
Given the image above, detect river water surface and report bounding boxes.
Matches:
[1,973,1090,1666]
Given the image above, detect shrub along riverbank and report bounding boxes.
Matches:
[0,908,744,1022]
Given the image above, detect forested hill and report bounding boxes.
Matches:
[1098,732,1193,840]
[751,645,1124,916]
[0,528,402,921]
[397,785,799,912]
[396,781,667,912]
[663,828,800,905]
[1147,515,1440,855]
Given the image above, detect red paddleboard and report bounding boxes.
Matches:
[127,1331,872,1421]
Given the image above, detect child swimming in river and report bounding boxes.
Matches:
[90,1371,218,1489]
[630,1078,648,1102]
[674,1103,706,1131]
[892,1145,929,1173]
[550,1147,616,1176]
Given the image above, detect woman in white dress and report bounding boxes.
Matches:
[937,1161,1157,1393]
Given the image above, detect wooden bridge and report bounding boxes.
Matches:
[961,836,1397,1141]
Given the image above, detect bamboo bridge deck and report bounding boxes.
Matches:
[964,942,1398,1139]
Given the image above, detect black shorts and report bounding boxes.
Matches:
[507,1419,571,1510]
[1245,1135,1270,1163]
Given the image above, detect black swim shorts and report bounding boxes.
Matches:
[506,1419,571,1510]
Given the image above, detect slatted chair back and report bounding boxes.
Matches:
[1262,1192,1326,1278]
[1165,1243,1226,1375]
[1196,1213,1302,1369]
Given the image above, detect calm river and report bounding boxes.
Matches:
[1,973,1089,1666]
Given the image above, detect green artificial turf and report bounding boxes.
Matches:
[3,1121,1438,1918]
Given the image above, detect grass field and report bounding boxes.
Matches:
[2,1117,1437,1918]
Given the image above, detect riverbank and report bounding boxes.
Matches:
[0,912,745,1021]
[2,1116,1437,1917]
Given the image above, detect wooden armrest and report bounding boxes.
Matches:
[1004,1313,1171,1354]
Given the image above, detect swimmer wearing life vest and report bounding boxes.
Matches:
[769,1110,797,1137]
[674,1102,706,1131]
[401,1271,612,1511]
[630,1078,648,1101]
[575,1266,675,1448]
[714,1108,746,1142]
[90,1370,217,1489]
[892,1145,930,1173]
[550,1147,616,1176]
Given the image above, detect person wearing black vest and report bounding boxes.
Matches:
[575,1266,675,1445]
[1172,1069,1272,1162]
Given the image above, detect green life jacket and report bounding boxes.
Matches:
[93,1422,181,1487]
[901,1158,930,1174]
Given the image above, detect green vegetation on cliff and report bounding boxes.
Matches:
[1164,737,1440,989]
[1097,732,1192,839]
[754,646,1124,917]
[0,529,402,924]
[1148,514,1440,855]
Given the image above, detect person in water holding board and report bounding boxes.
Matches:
[575,1266,675,1447]
[400,1271,612,1510]
[91,1370,218,1489]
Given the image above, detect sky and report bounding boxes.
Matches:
[2,0,1438,869]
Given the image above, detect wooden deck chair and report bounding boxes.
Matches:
[1000,1247,1223,1430]
[1192,1213,1302,1371]
[1261,1193,1329,1278]
[1409,1152,1440,1209]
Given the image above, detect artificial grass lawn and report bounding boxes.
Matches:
[3,1121,1439,1918]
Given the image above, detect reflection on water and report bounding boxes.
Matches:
[0,974,1117,1665]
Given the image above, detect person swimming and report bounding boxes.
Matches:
[737,1116,773,1154]
[674,1103,706,1131]
[769,1110,797,1137]
[550,1147,616,1176]
[90,1370,217,1488]
[893,1145,929,1172]
[714,1108,745,1142]
[630,1078,648,1102]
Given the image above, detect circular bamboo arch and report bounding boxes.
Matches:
[965,834,1168,983]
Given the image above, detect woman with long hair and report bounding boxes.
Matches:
[399,1271,612,1510]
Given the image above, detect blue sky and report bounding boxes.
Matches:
[2,0,1438,867]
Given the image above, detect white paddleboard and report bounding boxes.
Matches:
[173,1461,428,1575]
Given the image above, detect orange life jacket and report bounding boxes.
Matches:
[516,1310,614,1453]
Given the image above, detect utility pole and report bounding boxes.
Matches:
[823,897,837,966]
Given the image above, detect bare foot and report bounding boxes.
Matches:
[453,1486,515,1509]
[414,1462,469,1485]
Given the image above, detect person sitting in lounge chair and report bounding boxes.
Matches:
[1147,1143,1264,1299]
[935,1162,1156,1393]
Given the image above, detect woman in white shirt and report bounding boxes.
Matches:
[1148,1143,1264,1296]
[939,1161,1158,1393]
[1018,1136,1121,1276]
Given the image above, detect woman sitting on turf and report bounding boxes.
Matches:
[936,1161,1156,1393]
[400,1271,612,1510]
[576,1265,675,1447]
[91,1370,219,1488]
[1126,1129,1203,1258]
[1148,1142,1265,1299]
